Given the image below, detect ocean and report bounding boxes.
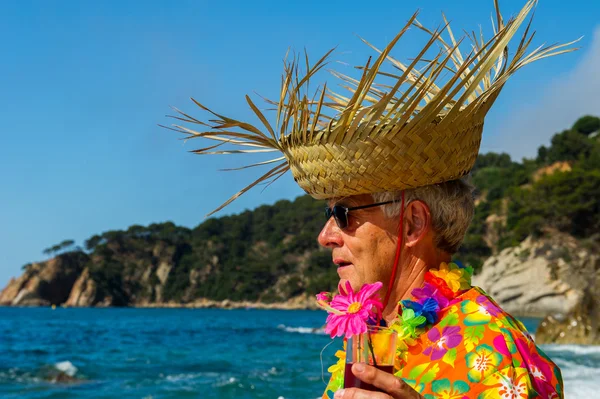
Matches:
[0,308,598,399]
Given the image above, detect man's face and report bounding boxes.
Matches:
[318,194,399,292]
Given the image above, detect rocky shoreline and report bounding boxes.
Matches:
[134,296,319,310]
[0,295,318,311]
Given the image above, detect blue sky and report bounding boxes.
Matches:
[1,0,599,287]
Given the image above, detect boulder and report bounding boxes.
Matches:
[472,233,599,318]
[536,288,600,345]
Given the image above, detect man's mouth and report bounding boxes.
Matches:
[333,258,352,268]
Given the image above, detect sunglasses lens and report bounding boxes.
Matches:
[325,206,348,229]
[332,206,348,229]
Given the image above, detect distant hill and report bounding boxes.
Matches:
[1,115,599,307]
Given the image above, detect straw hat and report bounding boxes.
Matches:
[165,0,577,216]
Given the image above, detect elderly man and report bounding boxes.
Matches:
[169,1,574,398]
[317,180,563,399]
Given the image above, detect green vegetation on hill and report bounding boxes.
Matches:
[458,115,600,270]
[26,115,600,306]
[68,195,329,304]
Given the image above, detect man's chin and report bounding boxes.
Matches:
[336,266,358,290]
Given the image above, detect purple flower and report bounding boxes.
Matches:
[423,326,462,360]
[412,282,450,309]
[476,295,501,317]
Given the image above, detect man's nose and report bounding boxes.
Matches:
[318,217,344,248]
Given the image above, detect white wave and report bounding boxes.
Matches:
[164,372,214,383]
[213,376,238,387]
[277,324,325,335]
[561,364,600,399]
[567,384,600,399]
[54,361,77,377]
[541,344,600,356]
[0,369,41,384]
[539,344,600,398]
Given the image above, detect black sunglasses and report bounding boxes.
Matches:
[325,200,395,230]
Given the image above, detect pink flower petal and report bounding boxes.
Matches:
[364,299,383,312]
[356,282,383,303]
[349,316,366,337]
[427,327,441,342]
[442,326,461,336]
[493,334,511,357]
[325,314,344,337]
[326,317,340,337]
[430,347,447,361]
[324,321,336,337]
[340,318,352,338]
[355,308,367,319]
[330,296,351,309]
[446,334,462,348]
[344,281,353,296]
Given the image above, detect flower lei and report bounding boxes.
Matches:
[317,261,474,394]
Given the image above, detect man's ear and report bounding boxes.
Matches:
[404,200,432,247]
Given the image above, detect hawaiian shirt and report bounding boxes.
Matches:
[322,287,563,399]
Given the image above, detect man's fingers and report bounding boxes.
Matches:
[351,363,423,399]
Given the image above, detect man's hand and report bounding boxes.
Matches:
[333,363,424,399]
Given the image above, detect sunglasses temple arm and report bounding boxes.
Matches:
[347,200,396,211]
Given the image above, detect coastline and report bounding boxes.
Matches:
[136,297,319,310]
[0,296,320,311]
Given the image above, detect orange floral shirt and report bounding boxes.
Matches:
[323,287,563,399]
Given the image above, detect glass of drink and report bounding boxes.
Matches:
[344,325,397,391]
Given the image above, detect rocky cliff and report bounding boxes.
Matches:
[472,232,599,319]
[0,252,87,306]
[64,268,98,307]
[0,247,317,309]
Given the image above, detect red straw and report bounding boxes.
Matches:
[380,191,405,323]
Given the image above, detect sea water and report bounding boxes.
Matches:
[0,307,598,399]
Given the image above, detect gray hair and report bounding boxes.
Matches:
[372,178,475,254]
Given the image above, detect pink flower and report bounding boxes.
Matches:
[316,292,333,304]
[324,281,383,338]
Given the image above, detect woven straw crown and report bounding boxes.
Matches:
[165,0,578,216]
